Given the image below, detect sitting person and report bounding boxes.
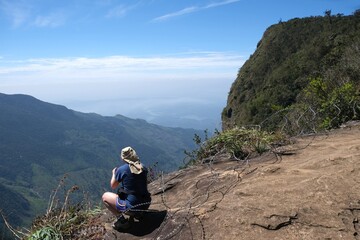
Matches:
[102,146,151,230]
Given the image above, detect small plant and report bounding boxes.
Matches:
[28,226,62,240]
[147,161,161,183]
[183,129,211,166]
[206,127,278,159]
[184,127,283,165]
[2,175,103,240]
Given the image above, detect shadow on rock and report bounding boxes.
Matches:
[116,209,167,236]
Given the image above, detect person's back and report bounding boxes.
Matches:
[102,146,151,230]
[115,163,151,209]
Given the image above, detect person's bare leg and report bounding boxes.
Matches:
[102,192,121,216]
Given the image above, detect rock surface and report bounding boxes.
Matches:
[99,124,360,240]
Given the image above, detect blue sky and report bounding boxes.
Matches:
[0,0,359,129]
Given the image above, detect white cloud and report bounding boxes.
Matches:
[152,6,198,22]
[152,0,241,22]
[105,2,141,19]
[33,11,66,27]
[0,0,31,27]
[0,0,67,28]
[0,53,243,76]
[205,0,241,9]
[106,5,129,18]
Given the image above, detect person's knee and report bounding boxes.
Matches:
[102,192,110,203]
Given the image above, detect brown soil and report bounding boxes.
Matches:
[98,123,360,240]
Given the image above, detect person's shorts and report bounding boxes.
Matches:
[115,197,131,212]
[115,195,151,212]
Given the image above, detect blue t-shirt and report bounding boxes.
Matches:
[115,163,150,206]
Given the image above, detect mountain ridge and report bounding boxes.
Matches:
[0,92,202,235]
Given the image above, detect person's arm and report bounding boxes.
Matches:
[110,167,119,189]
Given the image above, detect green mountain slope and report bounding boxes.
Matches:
[222,11,360,130]
[0,93,201,232]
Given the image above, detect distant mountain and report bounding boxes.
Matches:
[131,102,223,131]
[222,11,360,130]
[0,93,202,232]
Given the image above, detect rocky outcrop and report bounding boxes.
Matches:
[96,123,360,239]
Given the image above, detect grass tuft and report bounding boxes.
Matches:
[184,127,285,166]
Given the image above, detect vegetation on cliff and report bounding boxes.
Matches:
[222,10,360,133]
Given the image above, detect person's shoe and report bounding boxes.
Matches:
[112,215,131,231]
[126,211,144,221]
[133,212,145,221]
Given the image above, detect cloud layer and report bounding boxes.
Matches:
[0,52,244,126]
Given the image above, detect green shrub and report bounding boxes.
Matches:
[28,226,62,240]
[303,77,360,129]
[184,128,283,165]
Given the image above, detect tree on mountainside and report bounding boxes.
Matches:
[324,10,332,24]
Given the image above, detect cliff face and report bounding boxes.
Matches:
[91,122,360,240]
[222,12,360,130]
